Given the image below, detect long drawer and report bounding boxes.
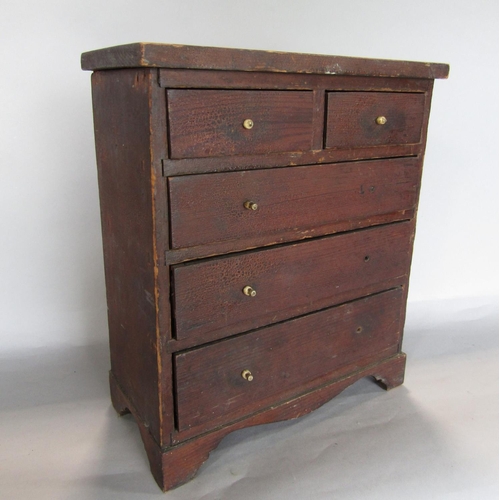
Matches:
[168,157,421,249]
[172,221,413,342]
[174,287,403,432]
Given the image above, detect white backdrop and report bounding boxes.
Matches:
[1,0,497,351]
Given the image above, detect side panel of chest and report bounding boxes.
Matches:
[90,69,173,445]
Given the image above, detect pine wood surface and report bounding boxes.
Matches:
[84,43,447,491]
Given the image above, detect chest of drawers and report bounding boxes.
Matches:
[81,43,448,491]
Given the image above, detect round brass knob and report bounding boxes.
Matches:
[376,116,387,125]
[241,369,254,381]
[244,201,258,211]
[243,119,254,130]
[243,286,256,297]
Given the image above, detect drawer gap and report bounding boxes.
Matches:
[165,176,173,249]
[171,354,181,431]
[170,285,403,355]
[165,89,174,166]
[322,90,329,149]
[165,175,174,250]
[169,267,179,340]
[327,90,425,94]
[166,87,315,92]
[161,151,421,177]
[171,218,412,269]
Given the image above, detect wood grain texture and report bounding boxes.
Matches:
[175,288,403,432]
[326,92,425,148]
[159,69,433,92]
[148,70,176,445]
[84,43,446,492]
[81,42,449,79]
[168,157,421,249]
[164,210,416,271]
[91,69,162,442]
[167,89,314,159]
[162,143,423,177]
[172,222,413,343]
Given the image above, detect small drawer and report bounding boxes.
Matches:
[168,157,420,249]
[167,89,314,159]
[172,222,412,342]
[325,92,425,149]
[174,287,403,432]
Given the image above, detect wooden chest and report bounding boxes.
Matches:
[81,43,448,491]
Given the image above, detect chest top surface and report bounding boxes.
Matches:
[81,42,449,79]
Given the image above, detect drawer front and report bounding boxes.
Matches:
[167,90,314,159]
[169,157,420,249]
[173,222,412,341]
[325,92,425,148]
[174,288,403,432]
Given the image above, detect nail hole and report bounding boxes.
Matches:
[364,255,370,262]
[356,326,363,333]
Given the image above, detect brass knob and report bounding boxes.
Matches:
[241,369,254,381]
[244,201,258,211]
[243,286,256,297]
[243,119,254,130]
[376,116,387,125]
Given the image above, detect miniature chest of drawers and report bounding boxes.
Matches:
[81,43,448,491]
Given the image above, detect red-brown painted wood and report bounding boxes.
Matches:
[172,222,413,342]
[326,92,425,149]
[164,210,416,271]
[91,69,164,443]
[175,288,403,432]
[148,72,176,445]
[162,143,424,177]
[81,42,449,79]
[110,352,406,491]
[168,157,421,249]
[159,69,432,92]
[84,42,447,492]
[167,89,314,159]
